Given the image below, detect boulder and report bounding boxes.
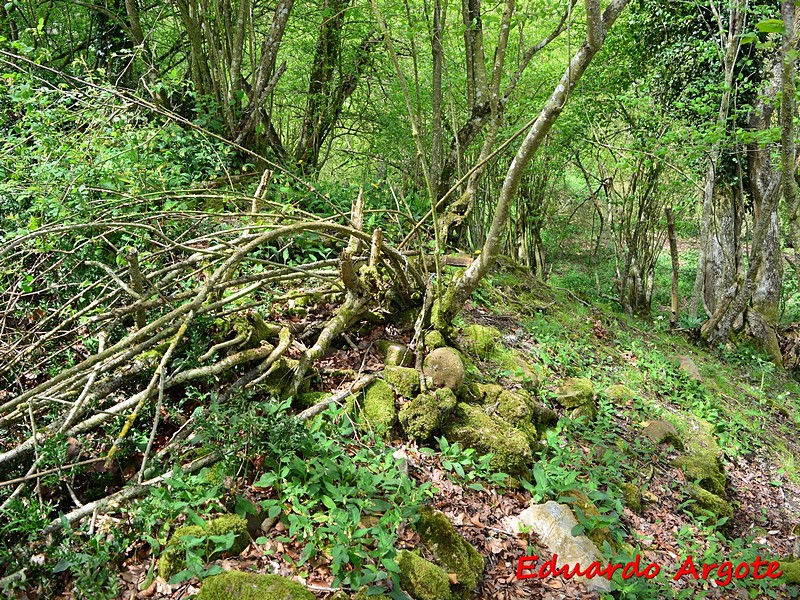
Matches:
[504,501,610,593]
[362,379,397,435]
[397,550,452,600]
[159,515,249,581]
[423,348,465,390]
[604,384,635,404]
[383,366,420,398]
[399,388,457,441]
[671,450,726,497]
[619,483,643,513]
[642,420,683,449]
[780,560,800,583]
[197,571,313,600]
[556,378,597,420]
[677,356,702,381]
[375,340,413,367]
[459,324,501,360]
[425,330,446,350]
[686,485,733,521]
[442,402,531,479]
[416,507,484,597]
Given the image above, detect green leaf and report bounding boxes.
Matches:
[755,19,784,34]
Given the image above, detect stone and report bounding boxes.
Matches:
[619,483,643,513]
[780,560,800,583]
[504,501,610,593]
[556,378,595,408]
[672,450,726,497]
[642,420,683,449]
[423,347,465,390]
[459,324,501,359]
[383,366,420,398]
[158,515,249,581]
[677,355,702,381]
[425,330,446,350]
[442,402,532,479]
[504,354,540,390]
[416,507,484,597]
[197,571,314,600]
[397,550,452,600]
[393,448,410,477]
[375,340,413,367]
[399,388,457,441]
[604,384,635,404]
[362,379,397,435]
[686,485,733,521]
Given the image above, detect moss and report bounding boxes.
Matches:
[474,383,503,404]
[556,378,595,409]
[399,388,457,441]
[362,379,397,435]
[459,324,501,360]
[197,571,314,600]
[294,391,328,410]
[353,587,390,600]
[423,347,465,390]
[779,560,800,584]
[686,485,733,521]
[671,450,726,497]
[416,507,484,597]
[604,384,635,404]
[158,515,249,581]
[375,340,413,367]
[669,414,721,459]
[383,366,420,398]
[495,390,533,425]
[558,490,613,550]
[425,330,446,350]
[442,402,532,479]
[619,483,643,513]
[397,550,453,600]
[642,420,683,449]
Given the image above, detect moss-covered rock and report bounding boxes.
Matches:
[604,384,635,404]
[642,420,683,449]
[425,330,446,350]
[383,366,420,398]
[397,550,452,600]
[197,571,314,600]
[677,355,702,381]
[686,485,733,521]
[362,379,397,434]
[503,353,540,390]
[556,378,595,408]
[353,587,391,600]
[459,324,501,360]
[416,507,484,597]
[779,560,800,584]
[474,383,504,404]
[619,483,643,513]
[442,402,532,479]
[558,490,613,550]
[423,348,465,390]
[158,515,249,581]
[399,388,457,441]
[375,340,413,367]
[294,391,328,410]
[671,450,726,497]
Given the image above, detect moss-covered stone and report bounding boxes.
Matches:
[362,379,397,434]
[686,485,733,521]
[399,388,457,441]
[779,560,800,584]
[556,378,595,408]
[376,340,413,367]
[671,450,726,497]
[677,355,702,381]
[558,490,613,550]
[459,324,501,360]
[158,515,249,581]
[442,402,532,479]
[397,550,452,600]
[642,420,683,449]
[423,347,465,390]
[604,384,635,404]
[353,587,390,600]
[503,354,540,390]
[294,391,328,410]
[197,571,313,600]
[416,507,484,597]
[425,330,446,350]
[474,383,504,404]
[619,483,643,513]
[259,356,302,398]
[383,366,420,398]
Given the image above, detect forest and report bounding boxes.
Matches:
[3,0,800,598]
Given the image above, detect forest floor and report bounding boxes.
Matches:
[101,261,800,600]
